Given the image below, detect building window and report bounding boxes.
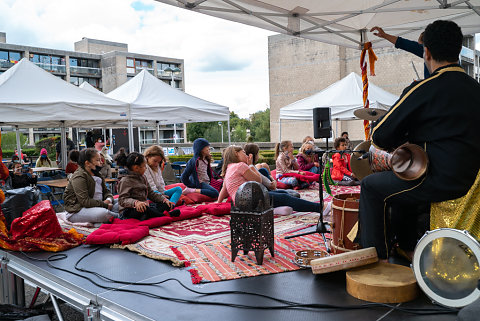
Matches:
[127,57,153,74]
[70,76,100,89]
[29,53,66,73]
[70,57,101,76]
[0,50,22,68]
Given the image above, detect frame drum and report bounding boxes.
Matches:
[412,228,480,308]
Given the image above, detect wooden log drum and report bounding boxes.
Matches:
[330,193,361,254]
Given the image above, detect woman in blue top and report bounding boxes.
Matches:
[181,138,219,199]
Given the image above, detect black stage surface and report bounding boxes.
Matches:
[2,244,458,321]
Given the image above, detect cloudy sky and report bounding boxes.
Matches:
[0,0,273,118]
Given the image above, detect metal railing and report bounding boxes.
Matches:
[136,66,154,74]
[0,60,15,69]
[70,66,101,76]
[33,62,66,73]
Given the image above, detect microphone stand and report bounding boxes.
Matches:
[284,149,364,253]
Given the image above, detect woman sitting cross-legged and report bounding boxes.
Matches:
[143,145,182,207]
[117,152,180,221]
[217,146,322,215]
[63,148,118,224]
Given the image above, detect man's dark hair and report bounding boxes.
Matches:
[423,20,462,62]
[69,150,80,163]
[341,132,349,137]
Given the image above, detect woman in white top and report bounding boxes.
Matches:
[143,145,182,207]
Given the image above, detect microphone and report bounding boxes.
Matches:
[358,152,370,160]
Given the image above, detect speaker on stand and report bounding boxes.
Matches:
[312,107,332,149]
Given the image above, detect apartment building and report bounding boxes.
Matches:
[0,32,186,149]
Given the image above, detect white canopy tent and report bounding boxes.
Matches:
[155,0,480,49]
[279,72,399,139]
[0,59,130,167]
[107,70,231,145]
[279,72,398,121]
[79,81,106,96]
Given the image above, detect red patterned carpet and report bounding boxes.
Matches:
[60,185,360,266]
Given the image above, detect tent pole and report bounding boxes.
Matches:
[109,128,113,153]
[156,121,160,145]
[137,127,142,153]
[76,128,80,150]
[15,126,22,163]
[61,124,67,170]
[279,119,282,141]
[173,123,177,144]
[127,103,134,152]
[103,128,107,149]
[227,118,231,145]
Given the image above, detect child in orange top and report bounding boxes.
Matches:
[331,137,355,182]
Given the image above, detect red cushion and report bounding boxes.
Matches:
[270,170,290,189]
[111,216,173,228]
[165,183,185,190]
[10,201,63,240]
[176,194,194,206]
[85,224,150,245]
[195,202,231,216]
[169,205,203,222]
[187,193,216,203]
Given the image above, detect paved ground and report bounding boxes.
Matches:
[24,282,84,321]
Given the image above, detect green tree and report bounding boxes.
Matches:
[0,132,28,150]
[186,111,251,143]
[250,108,270,142]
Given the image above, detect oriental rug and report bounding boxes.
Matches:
[59,185,360,266]
[173,232,330,283]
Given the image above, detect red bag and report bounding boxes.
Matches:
[210,178,223,192]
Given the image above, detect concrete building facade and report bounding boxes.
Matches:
[0,33,186,149]
[269,34,480,143]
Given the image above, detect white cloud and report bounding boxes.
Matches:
[0,0,273,118]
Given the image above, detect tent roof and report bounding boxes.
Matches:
[79,81,106,96]
[0,59,129,127]
[279,72,399,120]
[106,70,229,124]
[155,0,480,49]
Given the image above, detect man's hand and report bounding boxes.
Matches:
[370,26,398,44]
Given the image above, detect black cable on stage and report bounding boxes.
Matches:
[20,249,458,315]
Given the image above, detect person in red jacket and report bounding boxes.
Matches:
[331,137,355,182]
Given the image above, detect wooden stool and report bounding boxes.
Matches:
[346,262,418,303]
[430,170,480,239]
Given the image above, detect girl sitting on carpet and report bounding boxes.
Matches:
[181,138,219,199]
[218,146,322,215]
[296,142,321,174]
[118,152,180,221]
[143,145,182,207]
[275,140,308,189]
[64,148,118,224]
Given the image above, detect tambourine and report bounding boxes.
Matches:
[412,228,480,308]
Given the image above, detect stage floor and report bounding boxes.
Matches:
[2,244,457,321]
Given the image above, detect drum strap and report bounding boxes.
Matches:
[332,202,359,248]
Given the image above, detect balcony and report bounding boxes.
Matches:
[136,66,154,75]
[0,60,15,69]
[157,70,182,79]
[70,66,101,77]
[34,63,66,74]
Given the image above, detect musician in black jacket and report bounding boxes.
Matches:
[359,20,480,260]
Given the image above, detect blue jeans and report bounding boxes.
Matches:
[164,186,182,205]
[307,166,321,174]
[269,190,320,213]
[200,182,219,198]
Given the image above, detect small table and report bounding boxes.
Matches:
[41,178,117,189]
[33,167,62,173]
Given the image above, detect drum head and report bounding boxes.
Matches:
[412,228,480,307]
[350,141,373,180]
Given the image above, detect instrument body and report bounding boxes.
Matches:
[412,228,480,308]
[330,193,361,254]
[350,141,429,181]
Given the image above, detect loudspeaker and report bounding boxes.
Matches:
[313,107,332,139]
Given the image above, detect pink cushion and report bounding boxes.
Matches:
[85,224,150,245]
[195,202,231,216]
[111,216,173,228]
[165,183,185,190]
[169,206,203,222]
